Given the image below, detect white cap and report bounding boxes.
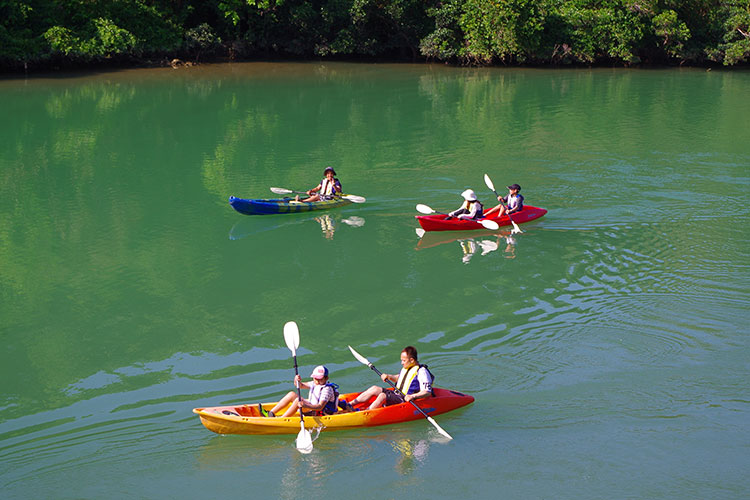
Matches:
[461,189,477,201]
[310,365,329,379]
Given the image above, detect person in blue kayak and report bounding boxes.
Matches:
[447,189,484,220]
[296,166,342,202]
[485,183,523,218]
[344,346,434,411]
[259,365,339,418]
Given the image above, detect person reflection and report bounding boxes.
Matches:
[458,238,499,264]
[391,438,430,475]
[314,214,336,240]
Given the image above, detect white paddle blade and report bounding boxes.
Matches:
[348,345,371,366]
[480,219,500,230]
[415,228,426,238]
[296,422,313,453]
[427,416,453,440]
[343,194,366,203]
[416,204,435,215]
[271,187,293,194]
[510,221,523,234]
[283,321,300,354]
[341,216,365,227]
[483,173,496,193]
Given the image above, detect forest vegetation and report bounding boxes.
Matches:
[2,0,749,71]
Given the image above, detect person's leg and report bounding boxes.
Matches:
[269,391,297,415]
[302,194,321,203]
[281,398,301,418]
[367,392,387,410]
[348,385,383,406]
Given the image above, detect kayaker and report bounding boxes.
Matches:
[295,166,342,202]
[448,189,484,220]
[259,365,339,418]
[345,346,434,411]
[485,183,523,218]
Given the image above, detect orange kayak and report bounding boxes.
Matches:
[193,387,474,435]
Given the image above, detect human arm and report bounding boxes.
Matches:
[299,384,334,411]
[506,194,524,214]
[381,372,399,384]
[306,182,323,196]
[294,374,312,390]
[403,367,433,402]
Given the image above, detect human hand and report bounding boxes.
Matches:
[381,373,388,382]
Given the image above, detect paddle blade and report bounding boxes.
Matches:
[270,187,293,194]
[416,204,435,215]
[348,345,371,366]
[415,228,426,238]
[342,194,366,203]
[427,416,453,440]
[283,321,300,355]
[341,216,365,227]
[483,174,496,193]
[296,421,313,453]
[479,219,500,230]
[510,220,523,234]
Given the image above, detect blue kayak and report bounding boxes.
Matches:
[229,195,353,215]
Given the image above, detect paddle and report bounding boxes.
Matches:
[283,321,313,454]
[483,174,522,234]
[270,187,366,203]
[347,345,453,440]
[415,204,500,231]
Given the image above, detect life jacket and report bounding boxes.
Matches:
[506,193,524,211]
[395,364,435,396]
[309,382,339,415]
[462,200,484,219]
[320,177,342,199]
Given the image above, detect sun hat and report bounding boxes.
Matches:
[507,184,521,191]
[461,189,477,201]
[323,166,336,175]
[311,365,329,379]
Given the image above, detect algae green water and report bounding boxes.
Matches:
[1,63,748,499]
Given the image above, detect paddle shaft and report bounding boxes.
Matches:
[484,175,521,226]
[366,363,435,423]
[292,355,305,423]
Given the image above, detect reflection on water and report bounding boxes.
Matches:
[416,229,517,263]
[230,214,365,240]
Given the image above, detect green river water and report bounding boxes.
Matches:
[1,63,749,499]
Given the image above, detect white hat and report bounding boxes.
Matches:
[461,189,477,201]
[310,365,329,379]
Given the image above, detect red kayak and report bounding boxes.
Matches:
[416,205,547,232]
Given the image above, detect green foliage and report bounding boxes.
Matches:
[2,0,749,68]
[652,9,691,58]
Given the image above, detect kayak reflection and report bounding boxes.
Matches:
[416,229,517,263]
[229,214,365,241]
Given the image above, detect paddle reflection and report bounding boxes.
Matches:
[229,214,365,241]
[416,230,517,263]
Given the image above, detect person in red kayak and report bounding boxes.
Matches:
[295,166,342,202]
[448,189,484,220]
[259,365,339,418]
[485,183,523,218]
[345,346,434,411]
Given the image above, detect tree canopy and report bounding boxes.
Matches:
[1,0,748,70]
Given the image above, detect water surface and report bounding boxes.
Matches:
[1,63,749,499]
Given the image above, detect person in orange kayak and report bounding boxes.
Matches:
[295,166,342,202]
[485,183,523,218]
[345,346,434,411]
[448,189,484,220]
[259,365,339,418]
